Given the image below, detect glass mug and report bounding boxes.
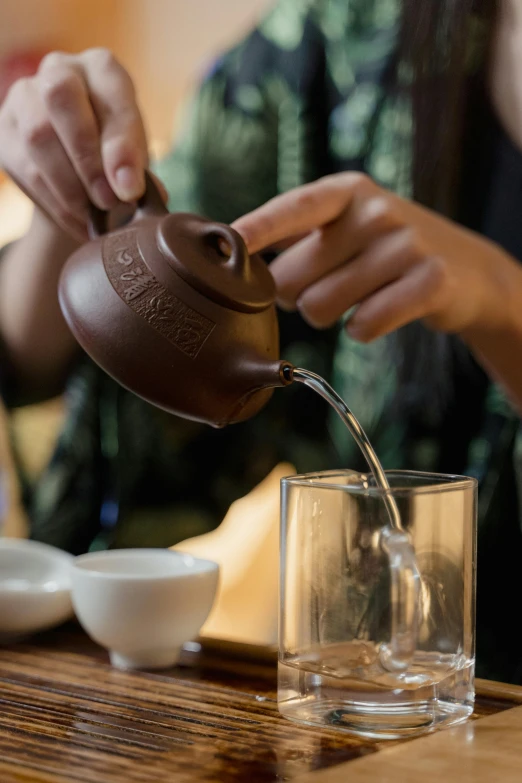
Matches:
[278,470,477,740]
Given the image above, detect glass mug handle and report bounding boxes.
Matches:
[378,527,421,673]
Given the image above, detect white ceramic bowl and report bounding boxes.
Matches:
[0,539,74,641]
[71,548,219,670]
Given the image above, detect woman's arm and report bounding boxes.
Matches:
[460,320,522,415]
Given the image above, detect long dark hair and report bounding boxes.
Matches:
[393,0,498,421]
[403,0,497,214]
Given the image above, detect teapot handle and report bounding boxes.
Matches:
[88,171,168,239]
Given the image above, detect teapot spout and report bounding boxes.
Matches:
[221,359,294,426]
[244,359,295,390]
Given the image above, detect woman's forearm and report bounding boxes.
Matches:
[0,207,81,403]
[463,272,522,415]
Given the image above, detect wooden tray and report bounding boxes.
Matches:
[0,623,519,783]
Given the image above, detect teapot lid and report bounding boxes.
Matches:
[157,213,275,314]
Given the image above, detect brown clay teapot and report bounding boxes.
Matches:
[59,173,294,427]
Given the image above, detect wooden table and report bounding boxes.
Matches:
[0,624,521,783]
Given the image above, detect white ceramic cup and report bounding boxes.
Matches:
[0,539,74,640]
[71,549,219,670]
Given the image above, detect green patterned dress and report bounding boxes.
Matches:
[6,0,522,682]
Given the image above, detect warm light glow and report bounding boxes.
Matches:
[173,462,295,646]
[0,180,32,246]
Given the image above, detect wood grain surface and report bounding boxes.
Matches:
[0,624,518,783]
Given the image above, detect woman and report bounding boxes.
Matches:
[0,0,521,681]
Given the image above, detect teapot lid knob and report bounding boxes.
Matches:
[157,213,276,314]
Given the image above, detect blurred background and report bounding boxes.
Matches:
[0,0,272,536]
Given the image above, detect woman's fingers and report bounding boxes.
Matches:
[270,195,403,308]
[11,78,92,222]
[346,257,452,342]
[233,173,375,254]
[80,48,148,202]
[0,48,149,238]
[296,229,424,328]
[38,52,115,210]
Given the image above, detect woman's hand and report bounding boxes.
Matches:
[0,48,148,240]
[232,173,522,343]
